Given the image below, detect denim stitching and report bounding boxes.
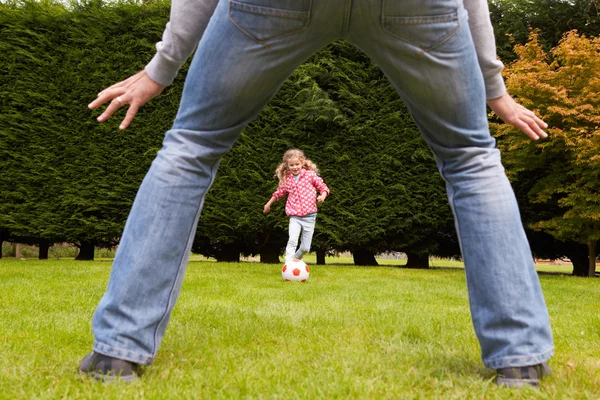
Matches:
[382,13,458,25]
[485,348,554,369]
[94,341,153,364]
[228,0,311,45]
[151,163,218,358]
[380,0,461,51]
[230,1,308,19]
[341,0,352,36]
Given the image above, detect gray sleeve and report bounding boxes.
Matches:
[463,0,506,99]
[145,0,219,86]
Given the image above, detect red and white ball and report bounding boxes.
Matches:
[282,260,310,282]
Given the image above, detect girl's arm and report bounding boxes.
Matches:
[311,174,330,201]
[265,184,288,213]
[264,196,277,214]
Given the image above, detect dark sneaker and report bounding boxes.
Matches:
[79,351,139,382]
[496,362,552,389]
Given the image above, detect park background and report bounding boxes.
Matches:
[1,0,599,276]
[1,1,600,397]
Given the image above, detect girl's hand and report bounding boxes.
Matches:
[263,204,271,214]
[317,193,327,203]
[487,92,548,141]
[88,70,166,130]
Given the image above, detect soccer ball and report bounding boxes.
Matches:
[282,260,310,282]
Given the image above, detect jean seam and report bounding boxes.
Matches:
[484,347,554,369]
[230,0,308,19]
[382,13,458,24]
[93,341,153,364]
[437,158,462,249]
[228,0,312,45]
[150,160,220,358]
[380,0,461,51]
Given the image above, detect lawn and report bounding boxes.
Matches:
[0,258,598,399]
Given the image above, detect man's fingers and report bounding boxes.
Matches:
[504,108,547,141]
[520,113,548,140]
[94,72,145,103]
[517,105,548,131]
[97,73,142,95]
[90,71,158,127]
[89,89,123,110]
[96,82,125,98]
[533,114,548,129]
[88,97,104,110]
[97,97,125,122]
[527,113,548,139]
[88,92,112,110]
[513,119,541,141]
[119,103,139,130]
[487,93,549,141]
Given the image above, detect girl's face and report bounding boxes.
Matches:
[287,157,303,176]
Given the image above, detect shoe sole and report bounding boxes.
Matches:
[496,377,540,389]
[79,369,137,383]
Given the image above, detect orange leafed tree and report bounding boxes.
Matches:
[494,30,600,277]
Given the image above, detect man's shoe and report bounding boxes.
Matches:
[79,351,139,382]
[496,362,552,389]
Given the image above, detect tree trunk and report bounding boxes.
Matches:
[6,243,16,257]
[214,243,240,262]
[215,252,240,262]
[566,244,589,277]
[259,248,280,264]
[14,243,21,258]
[405,252,429,269]
[352,249,378,266]
[39,238,50,260]
[76,241,95,260]
[0,230,7,258]
[316,249,326,265]
[588,240,597,277]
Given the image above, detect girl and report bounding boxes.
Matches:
[264,149,330,263]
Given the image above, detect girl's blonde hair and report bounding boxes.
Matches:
[275,148,319,184]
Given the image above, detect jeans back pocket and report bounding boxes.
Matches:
[381,0,460,51]
[229,0,312,44]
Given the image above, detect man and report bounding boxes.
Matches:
[81,0,554,388]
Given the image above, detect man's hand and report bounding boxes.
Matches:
[487,92,548,141]
[88,70,166,130]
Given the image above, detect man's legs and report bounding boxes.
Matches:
[347,0,553,371]
[87,0,342,370]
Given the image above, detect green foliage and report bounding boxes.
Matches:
[195,42,457,261]
[494,30,600,275]
[0,0,179,250]
[1,1,456,262]
[305,43,454,257]
[490,0,600,62]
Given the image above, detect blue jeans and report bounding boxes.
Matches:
[92,0,553,369]
[286,215,317,263]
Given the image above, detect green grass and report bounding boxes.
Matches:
[0,259,598,399]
